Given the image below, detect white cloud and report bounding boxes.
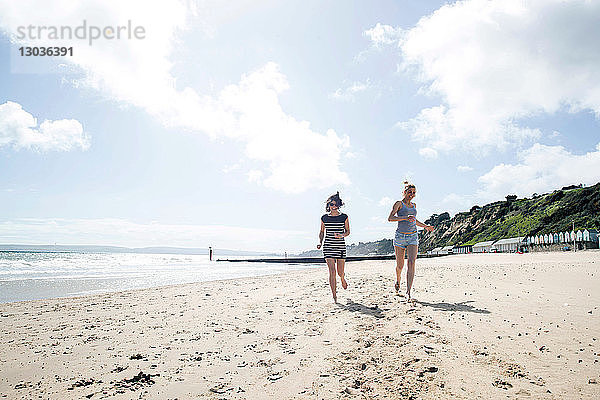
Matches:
[442,142,600,211]
[364,23,403,47]
[378,196,394,207]
[222,163,241,173]
[457,165,473,172]
[377,0,600,154]
[0,101,89,151]
[330,79,371,102]
[0,218,309,252]
[476,142,600,200]
[0,1,349,193]
[418,147,438,159]
[246,169,263,183]
[217,63,350,193]
[442,193,476,212]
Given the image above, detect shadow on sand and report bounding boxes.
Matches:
[337,300,384,318]
[416,300,490,314]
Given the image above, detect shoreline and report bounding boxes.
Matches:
[0,256,322,305]
[0,266,318,307]
[1,252,598,399]
[0,249,585,305]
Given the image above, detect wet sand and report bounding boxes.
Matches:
[1,252,598,399]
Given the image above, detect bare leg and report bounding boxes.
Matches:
[394,246,406,293]
[336,259,347,289]
[406,245,418,301]
[326,258,337,303]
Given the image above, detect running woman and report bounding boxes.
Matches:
[317,192,350,303]
[388,181,434,301]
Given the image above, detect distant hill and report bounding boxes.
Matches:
[0,244,274,256]
[298,182,600,255]
[298,239,394,257]
[419,182,600,251]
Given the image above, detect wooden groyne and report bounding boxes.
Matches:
[216,254,446,264]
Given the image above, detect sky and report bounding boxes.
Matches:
[0,0,599,253]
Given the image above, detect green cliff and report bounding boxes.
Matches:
[419,183,600,251]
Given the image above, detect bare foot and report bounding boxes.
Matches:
[406,293,415,303]
[333,294,338,303]
[341,276,348,290]
[395,281,400,292]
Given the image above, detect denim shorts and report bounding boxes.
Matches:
[393,232,419,248]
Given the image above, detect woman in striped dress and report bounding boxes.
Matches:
[317,192,350,303]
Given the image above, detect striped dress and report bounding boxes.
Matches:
[321,213,348,259]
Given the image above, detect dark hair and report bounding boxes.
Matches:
[325,191,344,212]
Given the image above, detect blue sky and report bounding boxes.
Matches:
[0,0,599,252]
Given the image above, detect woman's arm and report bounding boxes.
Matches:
[388,201,408,222]
[317,221,325,249]
[416,219,434,232]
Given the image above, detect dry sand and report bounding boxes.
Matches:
[1,251,599,399]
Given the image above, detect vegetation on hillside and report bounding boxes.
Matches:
[419,182,600,250]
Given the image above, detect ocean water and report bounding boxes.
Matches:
[0,252,322,304]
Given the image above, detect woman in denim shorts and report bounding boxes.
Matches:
[387,181,434,301]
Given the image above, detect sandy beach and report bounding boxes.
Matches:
[1,251,599,399]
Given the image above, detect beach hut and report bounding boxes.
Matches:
[576,230,583,242]
[553,233,559,243]
[543,234,549,244]
[547,234,553,244]
[570,231,576,242]
[454,244,472,254]
[432,247,442,255]
[583,229,590,241]
[526,237,531,245]
[473,240,495,253]
[441,245,454,255]
[534,235,540,245]
[581,229,598,249]
[493,237,524,252]
[559,232,564,242]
